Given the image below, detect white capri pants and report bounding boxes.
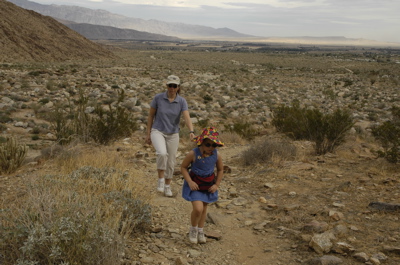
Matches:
[150,128,180,179]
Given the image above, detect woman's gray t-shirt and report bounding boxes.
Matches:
[150,92,188,134]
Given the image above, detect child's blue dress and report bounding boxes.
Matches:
[182,147,219,203]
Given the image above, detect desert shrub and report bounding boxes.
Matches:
[0,124,7,133]
[50,89,136,145]
[0,166,151,265]
[371,106,400,163]
[219,131,246,145]
[0,136,28,174]
[197,119,209,129]
[226,120,258,140]
[0,113,13,123]
[203,94,213,103]
[271,102,354,155]
[88,92,137,145]
[241,138,297,166]
[50,104,78,145]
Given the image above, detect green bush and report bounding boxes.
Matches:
[0,136,28,174]
[371,106,400,163]
[271,102,354,155]
[50,89,137,145]
[88,91,137,145]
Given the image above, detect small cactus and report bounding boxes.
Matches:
[0,136,28,174]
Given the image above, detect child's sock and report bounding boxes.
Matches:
[190,226,198,232]
[198,227,204,233]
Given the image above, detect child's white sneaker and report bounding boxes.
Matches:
[189,229,198,244]
[157,178,165,192]
[198,231,206,244]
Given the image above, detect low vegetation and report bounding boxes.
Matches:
[241,138,297,167]
[0,136,28,174]
[271,101,354,155]
[0,147,151,265]
[372,106,400,163]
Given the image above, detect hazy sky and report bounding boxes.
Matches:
[31,0,400,43]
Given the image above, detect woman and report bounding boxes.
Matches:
[145,75,195,197]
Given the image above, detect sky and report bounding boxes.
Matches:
[30,0,400,43]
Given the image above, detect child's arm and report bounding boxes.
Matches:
[181,150,199,191]
[209,153,224,193]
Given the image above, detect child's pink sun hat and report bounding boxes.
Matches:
[193,127,224,146]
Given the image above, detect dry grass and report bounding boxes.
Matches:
[0,144,151,265]
[219,131,246,145]
[240,137,297,167]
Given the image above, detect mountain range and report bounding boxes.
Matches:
[8,0,252,40]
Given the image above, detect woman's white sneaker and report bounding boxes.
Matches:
[157,178,165,192]
[164,186,172,197]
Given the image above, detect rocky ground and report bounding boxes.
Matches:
[1,46,400,264]
[114,133,399,265]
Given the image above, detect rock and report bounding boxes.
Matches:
[332,224,348,238]
[371,252,387,263]
[331,242,355,254]
[382,245,400,255]
[329,210,344,221]
[232,197,248,206]
[353,252,369,262]
[175,256,188,265]
[215,199,232,208]
[187,249,202,258]
[259,197,267,203]
[205,230,222,240]
[368,202,400,212]
[303,220,329,233]
[308,255,343,265]
[309,231,336,254]
[206,212,222,225]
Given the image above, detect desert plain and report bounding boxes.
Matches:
[1,41,400,264]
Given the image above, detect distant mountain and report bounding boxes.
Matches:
[249,36,400,47]
[8,0,252,39]
[61,21,181,41]
[0,0,116,62]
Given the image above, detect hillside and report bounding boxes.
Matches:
[0,0,116,62]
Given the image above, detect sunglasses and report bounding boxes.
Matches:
[168,84,178,88]
[204,143,219,148]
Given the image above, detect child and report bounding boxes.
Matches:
[181,127,224,244]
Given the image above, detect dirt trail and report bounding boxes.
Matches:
[145,145,287,265]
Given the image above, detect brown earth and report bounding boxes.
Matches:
[2,128,399,264]
[0,0,116,62]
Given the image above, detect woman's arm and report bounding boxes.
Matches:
[182,110,195,139]
[145,107,156,144]
[209,153,224,193]
[181,150,198,191]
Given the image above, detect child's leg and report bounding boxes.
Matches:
[191,201,204,227]
[198,202,208,228]
[197,202,208,244]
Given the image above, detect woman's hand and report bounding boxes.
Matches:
[145,135,151,145]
